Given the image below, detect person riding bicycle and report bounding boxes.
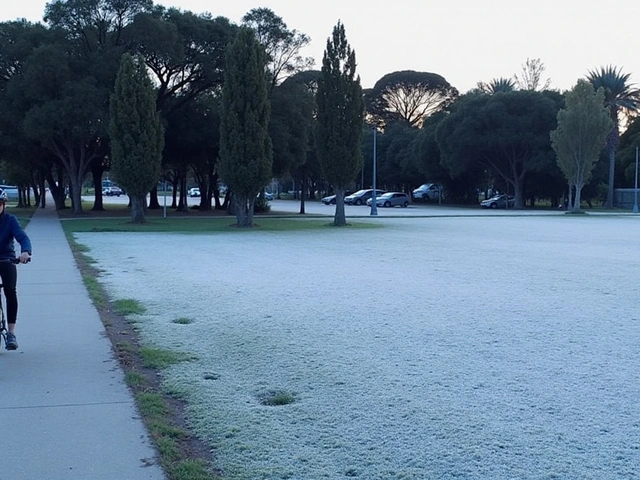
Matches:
[0,188,31,350]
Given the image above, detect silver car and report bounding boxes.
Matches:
[366,192,410,208]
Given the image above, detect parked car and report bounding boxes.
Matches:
[102,186,124,197]
[256,192,274,201]
[411,183,441,201]
[480,194,515,209]
[188,187,200,197]
[344,189,386,205]
[366,192,410,208]
[321,191,354,205]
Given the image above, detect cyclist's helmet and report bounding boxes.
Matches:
[0,188,7,203]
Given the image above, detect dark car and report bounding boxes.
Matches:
[480,194,515,209]
[344,189,386,206]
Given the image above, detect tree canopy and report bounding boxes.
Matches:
[366,70,458,128]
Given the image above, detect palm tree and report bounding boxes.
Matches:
[587,66,640,208]
[475,77,516,94]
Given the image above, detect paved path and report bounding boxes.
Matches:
[0,204,165,480]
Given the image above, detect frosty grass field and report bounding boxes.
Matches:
[76,214,640,480]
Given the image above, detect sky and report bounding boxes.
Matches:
[2,0,640,93]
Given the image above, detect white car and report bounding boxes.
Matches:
[411,183,440,201]
[188,188,200,197]
[366,192,410,208]
[102,186,124,197]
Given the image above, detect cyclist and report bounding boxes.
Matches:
[0,188,31,349]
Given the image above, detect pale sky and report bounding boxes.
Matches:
[2,0,639,93]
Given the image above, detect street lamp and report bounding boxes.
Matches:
[370,127,378,216]
[633,146,638,214]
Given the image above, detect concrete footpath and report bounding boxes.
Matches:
[0,204,166,480]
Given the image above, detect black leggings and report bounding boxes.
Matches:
[0,261,18,324]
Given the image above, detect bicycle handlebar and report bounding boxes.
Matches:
[0,257,30,264]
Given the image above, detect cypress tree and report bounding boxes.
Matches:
[316,21,364,226]
[219,27,273,227]
[109,53,164,224]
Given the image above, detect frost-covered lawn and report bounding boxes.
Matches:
[76,215,640,480]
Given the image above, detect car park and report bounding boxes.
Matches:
[344,189,386,205]
[480,194,515,209]
[411,183,441,201]
[366,192,410,208]
[102,186,124,196]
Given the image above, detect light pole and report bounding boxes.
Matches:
[633,146,638,214]
[370,127,378,216]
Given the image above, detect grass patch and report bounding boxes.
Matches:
[82,274,107,310]
[125,371,148,388]
[113,298,146,316]
[173,317,194,325]
[258,389,297,406]
[140,347,192,369]
[168,459,212,480]
[61,216,381,234]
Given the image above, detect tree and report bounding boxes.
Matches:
[514,58,551,91]
[587,66,640,208]
[437,91,559,208]
[475,77,516,94]
[242,8,314,92]
[218,27,272,227]
[109,53,164,223]
[315,22,363,226]
[550,80,612,212]
[366,70,457,128]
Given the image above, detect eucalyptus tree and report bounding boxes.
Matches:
[436,91,559,208]
[130,7,235,208]
[44,0,153,209]
[514,58,551,91]
[109,53,164,223]
[365,70,457,128]
[587,66,640,207]
[242,7,314,92]
[0,20,54,205]
[316,22,363,226]
[219,27,272,227]
[550,80,612,211]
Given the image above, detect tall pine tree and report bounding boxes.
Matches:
[109,53,164,223]
[316,21,364,226]
[219,27,272,227]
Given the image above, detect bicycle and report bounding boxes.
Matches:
[0,257,27,351]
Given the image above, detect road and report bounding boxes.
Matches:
[90,194,560,217]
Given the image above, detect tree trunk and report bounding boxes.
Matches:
[572,183,583,212]
[68,174,85,214]
[333,189,346,226]
[91,162,106,211]
[148,186,161,209]
[604,123,619,209]
[130,195,146,223]
[233,193,255,227]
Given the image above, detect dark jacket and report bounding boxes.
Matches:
[0,212,32,260]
